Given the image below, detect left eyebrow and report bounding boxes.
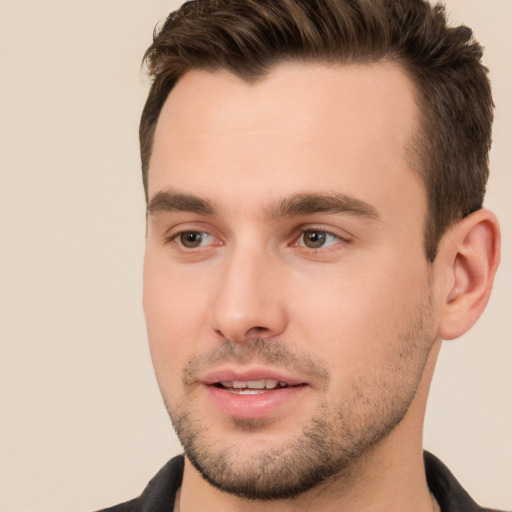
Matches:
[266,193,380,221]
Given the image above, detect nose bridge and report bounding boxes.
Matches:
[208,235,286,342]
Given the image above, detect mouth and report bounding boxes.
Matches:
[213,379,294,395]
[201,370,309,419]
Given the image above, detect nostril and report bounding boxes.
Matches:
[214,325,271,343]
[248,326,270,335]
[208,297,287,342]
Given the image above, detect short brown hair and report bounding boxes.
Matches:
[140,0,493,261]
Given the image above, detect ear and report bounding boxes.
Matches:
[437,208,500,340]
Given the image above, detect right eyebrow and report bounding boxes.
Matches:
[147,189,215,216]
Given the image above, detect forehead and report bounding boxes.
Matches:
[148,61,422,218]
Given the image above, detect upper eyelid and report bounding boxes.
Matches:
[161,223,353,246]
[163,221,218,238]
[168,230,213,242]
[166,231,221,252]
[292,224,353,241]
[292,231,348,250]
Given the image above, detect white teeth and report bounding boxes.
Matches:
[247,380,266,389]
[218,379,286,390]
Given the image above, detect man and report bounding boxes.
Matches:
[99,0,503,510]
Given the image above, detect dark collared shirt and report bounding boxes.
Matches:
[96,452,507,512]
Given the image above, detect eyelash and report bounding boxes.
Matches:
[167,231,218,249]
[291,227,351,250]
[167,226,351,252]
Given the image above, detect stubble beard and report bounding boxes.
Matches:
[163,295,435,501]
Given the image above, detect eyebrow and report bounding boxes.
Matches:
[266,192,380,221]
[147,189,215,216]
[147,189,379,221]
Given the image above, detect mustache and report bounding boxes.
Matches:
[182,338,330,389]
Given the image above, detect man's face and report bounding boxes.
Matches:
[143,62,438,498]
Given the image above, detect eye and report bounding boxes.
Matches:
[176,231,214,248]
[297,229,343,249]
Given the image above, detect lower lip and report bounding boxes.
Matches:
[206,385,307,419]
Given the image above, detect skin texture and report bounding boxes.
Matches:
[143,62,500,512]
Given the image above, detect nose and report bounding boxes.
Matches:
[207,242,287,343]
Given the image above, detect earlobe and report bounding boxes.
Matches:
[438,208,500,340]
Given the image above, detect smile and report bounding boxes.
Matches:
[204,374,307,419]
[214,380,290,394]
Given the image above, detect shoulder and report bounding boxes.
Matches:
[424,451,509,512]
[94,500,140,512]
[94,455,185,512]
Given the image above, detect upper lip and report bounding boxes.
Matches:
[201,367,308,387]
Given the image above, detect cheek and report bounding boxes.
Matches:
[143,252,208,383]
[292,256,431,370]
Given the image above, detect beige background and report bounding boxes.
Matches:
[0,1,510,511]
